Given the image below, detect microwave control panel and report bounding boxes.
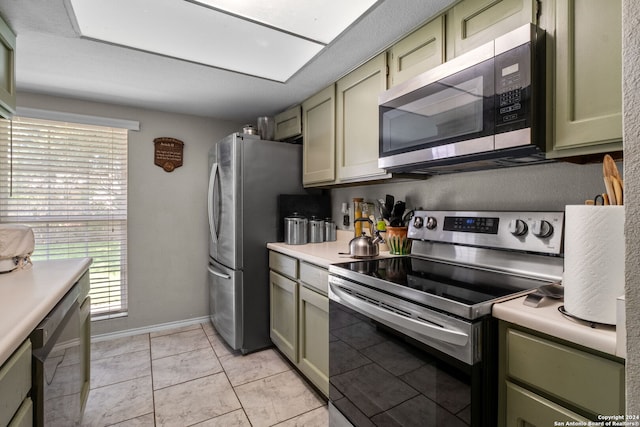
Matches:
[495,42,532,130]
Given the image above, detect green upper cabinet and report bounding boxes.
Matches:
[302,85,336,187]
[388,15,445,87]
[336,53,391,183]
[547,0,622,156]
[0,15,16,119]
[446,0,538,60]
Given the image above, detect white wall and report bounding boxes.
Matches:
[622,0,639,414]
[16,92,241,336]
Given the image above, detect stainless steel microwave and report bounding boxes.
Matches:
[378,24,549,174]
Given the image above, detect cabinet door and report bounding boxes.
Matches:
[550,0,622,154]
[388,16,445,87]
[506,381,589,426]
[302,85,336,186]
[336,53,390,182]
[0,16,16,119]
[298,285,329,396]
[274,105,302,141]
[506,328,625,417]
[447,0,537,60]
[269,271,298,362]
[0,339,31,427]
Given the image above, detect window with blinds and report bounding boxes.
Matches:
[0,116,128,319]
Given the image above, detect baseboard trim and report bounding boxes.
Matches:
[91,316,210,343]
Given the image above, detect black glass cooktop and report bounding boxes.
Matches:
[331,256,549,312]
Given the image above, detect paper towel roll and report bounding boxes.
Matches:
[563,205,624,325]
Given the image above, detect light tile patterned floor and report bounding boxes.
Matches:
[80,322,328,427]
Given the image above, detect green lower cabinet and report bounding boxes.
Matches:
[499,322,625,425]
[506,381,588,426]
[8,397,33,427]
[0,339,31,427]
[269,252,329,397]
[269,271,298,363]
[298,285,329,397]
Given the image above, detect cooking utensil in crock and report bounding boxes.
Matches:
[603,154,623,205]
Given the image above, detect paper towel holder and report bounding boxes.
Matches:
[558,305,606,328]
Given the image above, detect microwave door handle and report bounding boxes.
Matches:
[207,265,231,280]
[329,283,468,346]
[207,163,220,243]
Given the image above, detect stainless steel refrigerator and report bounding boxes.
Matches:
[207,132,303,354]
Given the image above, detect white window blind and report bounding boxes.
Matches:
[0,116,128,319]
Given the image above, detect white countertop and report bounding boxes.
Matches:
[267,230,395,268]
[0,258,92,365]
[493,295,620,358]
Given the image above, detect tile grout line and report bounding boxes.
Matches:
[148,332,158,427]
[203,324,256,426]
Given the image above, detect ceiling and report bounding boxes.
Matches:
[0,0,457,123]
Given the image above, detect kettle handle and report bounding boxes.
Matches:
[353,217,384,242]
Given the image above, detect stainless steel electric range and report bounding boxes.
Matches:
[328,210,565,427]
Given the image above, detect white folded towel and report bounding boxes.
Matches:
[0,224,35,271]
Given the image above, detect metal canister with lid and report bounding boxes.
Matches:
[284,213,308,245]
[309,217,325,243]
[324,218,337,241]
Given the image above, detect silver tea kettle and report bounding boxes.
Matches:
[346,218,384,258]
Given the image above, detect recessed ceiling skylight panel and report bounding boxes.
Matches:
[69,0,378,82]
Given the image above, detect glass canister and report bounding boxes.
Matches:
[353,198,364,236]
[386,226,411,254]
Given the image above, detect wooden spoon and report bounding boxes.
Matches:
[603,155,622,205]
[604,176,617,205]
[603,154,622,182]
[612,177,623,205]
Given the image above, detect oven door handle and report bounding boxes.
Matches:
[330,283,469,347]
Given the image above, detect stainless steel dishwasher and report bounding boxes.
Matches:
[30,271,90,427]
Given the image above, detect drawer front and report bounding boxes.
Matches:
[0,339,31,427]
[269,251,298,279]
[8,397,33,427]
[506,328,625,416]
[299,261,328,295]
[506,381,589,426]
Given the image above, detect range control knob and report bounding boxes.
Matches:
[508,219,528,236]
[532,220,554,238]
[412,216,424,229]
[425,216,438,230]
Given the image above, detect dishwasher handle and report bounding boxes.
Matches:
[329,282,469,347]
[31,284,80,350]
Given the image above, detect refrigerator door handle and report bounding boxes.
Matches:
[208,264,231,280]
[208,162,220,243]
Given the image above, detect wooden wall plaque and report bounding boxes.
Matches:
[154,137,184,172]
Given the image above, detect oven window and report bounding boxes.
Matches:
[380,58,495,156]
[329,301,473,426]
